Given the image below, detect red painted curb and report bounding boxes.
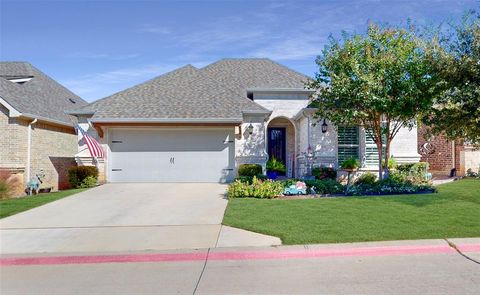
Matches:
[1,244,477,267]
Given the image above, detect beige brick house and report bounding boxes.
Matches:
[0,62,87,195]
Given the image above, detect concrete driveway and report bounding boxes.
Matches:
[0,183,280,254]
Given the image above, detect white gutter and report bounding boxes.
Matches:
[1,96,74,127]
[26,118,38,182]
[89,117,244,124]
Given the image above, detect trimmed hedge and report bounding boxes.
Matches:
[238,164,263,177]
[68,166,98,188]
[228,177,284,198]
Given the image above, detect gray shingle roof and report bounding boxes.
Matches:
[77,58,310,121]
[200,58,310,97]
[0,62,87,125]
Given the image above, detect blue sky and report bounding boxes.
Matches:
[1,0,477,102]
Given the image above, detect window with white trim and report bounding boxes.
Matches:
[337,126,359,166]
[365,129,386,168]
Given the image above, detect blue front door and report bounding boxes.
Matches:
[267,127,286,175]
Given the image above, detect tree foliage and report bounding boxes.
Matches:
[422,12,480,144]
[308,23,444,179]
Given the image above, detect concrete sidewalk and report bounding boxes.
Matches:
[1,238,479,295]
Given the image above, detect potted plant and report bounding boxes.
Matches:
[340,158,360,185]
[266,157,286,180]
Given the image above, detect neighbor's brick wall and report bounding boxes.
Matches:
[0,104,28,168]
[1,104,78,194]
[30,122,78,190]
[417,127,459,175]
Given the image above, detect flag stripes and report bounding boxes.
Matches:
[76,125,105,158]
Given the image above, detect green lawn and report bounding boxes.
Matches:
[0,189,87,219]
[223,179,480,244]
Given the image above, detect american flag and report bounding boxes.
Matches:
[76,124,105,158]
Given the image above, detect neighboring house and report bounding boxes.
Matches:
[0,62,87,194]
[417,127,480,176]
[70,58,421,183]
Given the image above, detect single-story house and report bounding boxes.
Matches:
[0,62,87,194]
[70,58,421,183]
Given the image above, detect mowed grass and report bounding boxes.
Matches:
[0,189,87,219]
[223,179,480,244]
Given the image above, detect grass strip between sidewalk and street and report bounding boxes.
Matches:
[223,179,480,244]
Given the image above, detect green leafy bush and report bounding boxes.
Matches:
[304,179,344,194]
[234,174,268,184]
[266,157,286,173]
[466,167,480,178]
[312,167,337,180]
[355,172,377,185]
[382,157,397,170]
[228,177,284,198]
[68,166,98,189]
[396,162,430,184]
[79,176,98,188]
[341,158,360,170]
[345,174,435,196]
[238,164,263,177]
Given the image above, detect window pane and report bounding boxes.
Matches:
[338,147,359,165]
[338,126,359,145]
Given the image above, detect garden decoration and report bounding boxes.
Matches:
[26,171,45,195]
[341,158,360,186]
[284,181,308,195]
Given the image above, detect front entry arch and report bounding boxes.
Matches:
[267,117,296,177]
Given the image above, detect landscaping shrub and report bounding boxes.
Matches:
[382,157,397,170]
[238,164,263,177]
[396,162,430,184]
[79,176,98,188]
[312,167,337,180]
[228,177,284,198]
[304,179,344,194]
[345,174,435,196]
[341,158,360,170]
[234,174,268,184]
[0,170,19,200]
[466,167,480,178]
[355,172,377,186]
[68,166,98,188]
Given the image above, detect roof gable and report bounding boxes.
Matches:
[0,62,87,125]
[81,64,269,120]
[200,58,310,98]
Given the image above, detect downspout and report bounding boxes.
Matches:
[451,140,456,176]
[26,118,38,182]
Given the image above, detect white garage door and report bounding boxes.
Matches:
[108,128,235,183]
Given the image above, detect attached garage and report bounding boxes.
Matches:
[108,128,235,183]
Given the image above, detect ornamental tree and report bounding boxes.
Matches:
[308,23,444,179]
[422,12,480,144]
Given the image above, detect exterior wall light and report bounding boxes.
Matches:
[247,123,254,135]
[321,119,328,133]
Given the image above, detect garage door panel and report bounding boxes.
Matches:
[108,128,234,183]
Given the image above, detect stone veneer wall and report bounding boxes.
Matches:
[1,104,78,195]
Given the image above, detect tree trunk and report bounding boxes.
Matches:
[377,141,383,180]
[384,137,392,178]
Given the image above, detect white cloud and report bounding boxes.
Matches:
[62,63,180,102]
